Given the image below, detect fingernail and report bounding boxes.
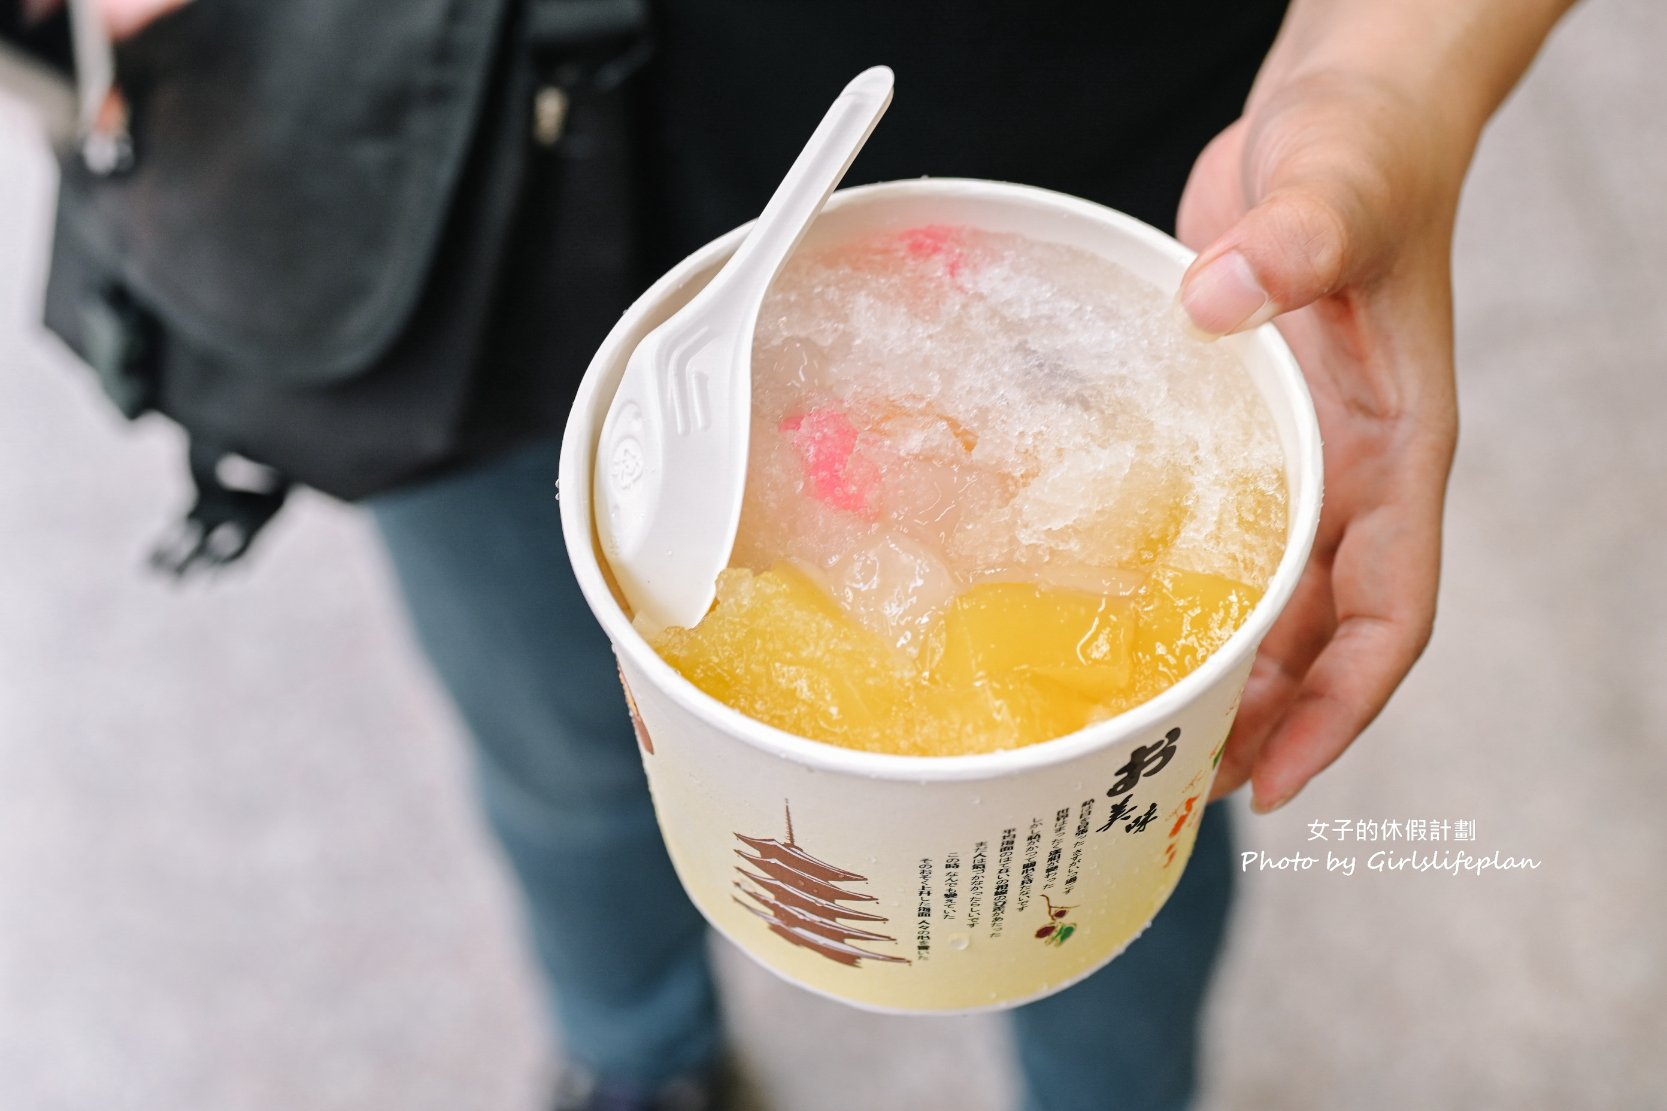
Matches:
[1171,300,1217,343]
[1178,251,1276,338]
[1251,786,1298,815]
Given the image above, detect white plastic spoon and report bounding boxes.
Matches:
[594,66,895,633]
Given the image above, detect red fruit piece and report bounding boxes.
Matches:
[780,407,880,516]
[898,224,970,285]
[901,224,957,258]
[1035,925,1056,939]
[1052,908,1070,919]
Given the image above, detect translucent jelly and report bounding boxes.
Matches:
[653,565,1261,756]
[642,225,1287,756]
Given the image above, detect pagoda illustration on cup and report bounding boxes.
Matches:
[732,802,909,968]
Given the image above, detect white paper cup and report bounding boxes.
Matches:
[559,179,1322,1014]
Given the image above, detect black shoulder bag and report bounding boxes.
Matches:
[40,0,650,572]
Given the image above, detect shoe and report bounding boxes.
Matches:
[550,1057,736,1111]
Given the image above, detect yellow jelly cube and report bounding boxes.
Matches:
[921,581,1134,702]
[651,564,911,744]
[1132,568,1263,694]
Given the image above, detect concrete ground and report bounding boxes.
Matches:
[2,3,1664,1108]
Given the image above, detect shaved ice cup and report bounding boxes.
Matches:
[559,179,1322,1013]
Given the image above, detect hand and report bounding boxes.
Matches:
[1178,71,1463,813]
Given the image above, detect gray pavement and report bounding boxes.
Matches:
[3,3,1665,1108]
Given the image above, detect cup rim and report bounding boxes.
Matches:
[560,177,1323,784]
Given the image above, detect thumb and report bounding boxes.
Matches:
[1178,180,1379,338]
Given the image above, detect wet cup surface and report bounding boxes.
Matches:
[560,179,1322,1013]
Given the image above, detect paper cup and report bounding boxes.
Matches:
[559,179,1322,1014]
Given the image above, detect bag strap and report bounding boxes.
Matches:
[150,442,290,576]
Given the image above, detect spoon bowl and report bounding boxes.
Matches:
[594,66,895,633]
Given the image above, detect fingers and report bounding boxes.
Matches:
[1179,182,1372,337]
[1246,489,1443,812]
[1246,609,1428,813]
[1209,654,1300,802]
[1209,552,1339,800]
[1177,78,1420,337]
[1175,121,1250,252]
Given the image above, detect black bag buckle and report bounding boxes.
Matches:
[149,442,291,576]
[524,0,652,146]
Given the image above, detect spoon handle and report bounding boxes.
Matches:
[716,66,895,307]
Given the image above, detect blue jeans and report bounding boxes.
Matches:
[369,438,1235,1111]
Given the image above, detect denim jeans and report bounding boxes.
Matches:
[369,437,1235,1111]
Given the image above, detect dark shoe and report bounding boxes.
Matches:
[551,1058,737,1111]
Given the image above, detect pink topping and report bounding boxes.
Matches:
[780,407,880,515]
[899,224,968,283]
